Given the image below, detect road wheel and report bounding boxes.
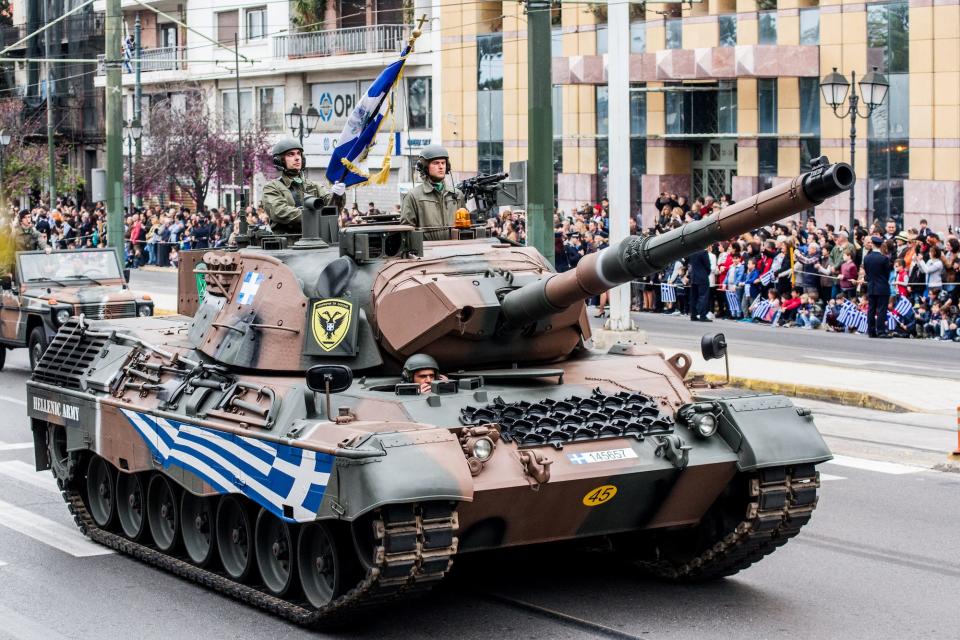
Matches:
[181,492,217,567]
[255,509,297,597]
[298,521,360,608]
[85,456,117,529]
[146,474,180,552]
[216,496,256,581]
[47,424,75,485]
[28,326,48,370]
[116,472,149,541]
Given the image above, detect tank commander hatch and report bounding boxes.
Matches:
[402,353,449,394]
[261,138,346,235]
[400,145,466,239]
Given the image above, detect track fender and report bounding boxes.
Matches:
[326,428,474,520]
[709,394,832,471]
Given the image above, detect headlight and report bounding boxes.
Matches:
[472,437,494,461]
[55,309,71,325]
[694,414,717,438]
[138,305,153,317]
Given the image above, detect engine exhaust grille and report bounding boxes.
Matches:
[33,319,109,391]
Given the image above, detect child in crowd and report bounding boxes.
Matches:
[796,292,823,329]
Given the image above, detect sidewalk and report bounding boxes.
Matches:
[686,351,957,416]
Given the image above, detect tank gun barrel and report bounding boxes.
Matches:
[501,159,855,326]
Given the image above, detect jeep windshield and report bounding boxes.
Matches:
[18,250,123,284]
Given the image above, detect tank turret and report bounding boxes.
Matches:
[178,158,853,373]
[500,159,854,325]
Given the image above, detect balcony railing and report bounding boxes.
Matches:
[274,24,409,59]
[97,46,186,75]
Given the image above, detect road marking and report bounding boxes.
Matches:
[819,473,846,482]
[825,454,921,475]
[0,395,26,406]
[0,442,33,452]
[0,461,59,493]
[0,500,113,558]
[0,602,73,640]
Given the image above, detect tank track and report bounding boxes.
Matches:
[57,475,458,626]
[636,464,820,580]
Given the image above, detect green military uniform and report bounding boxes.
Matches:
[399,183,466,236]
[261,174,340,236]
[0,225,46,276]
[15,226,46,252]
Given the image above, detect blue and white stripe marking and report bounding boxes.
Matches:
[237,272,264,305]
[120,409,333,522]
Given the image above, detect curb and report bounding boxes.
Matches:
[136,266,177,273]
[696,373,916,413]
[155,308,178,317]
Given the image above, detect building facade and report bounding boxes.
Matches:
[90,0,440,211]
[440,0,959,231]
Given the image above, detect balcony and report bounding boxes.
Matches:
[274,24,409,59]
[1,13,104,50]
[97,46,186,76]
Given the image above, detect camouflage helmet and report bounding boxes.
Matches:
[271,137,305,172]
[401,353,440,382]
[416,144,451,177]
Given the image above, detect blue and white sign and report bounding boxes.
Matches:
[567,448,638,465]
[237,271,264,305]
[120,409,333,522]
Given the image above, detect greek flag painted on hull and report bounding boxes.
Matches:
[120,409,333,523]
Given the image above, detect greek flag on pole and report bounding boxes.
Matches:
[726,290,741,316]
[325,22,423,187]
[887,313,899,332]
[120,409,334,523]
[837,300,856,326]
[661,284,676,303]
[759,269,775,286]
[895,296,913,317]
[855,310,869,333]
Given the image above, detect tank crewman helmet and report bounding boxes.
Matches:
[271,137,305,172]
[401,353,440,382]
[415,144,451,178]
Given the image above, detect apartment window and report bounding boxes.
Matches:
[217,10,239,44]
[868,2,909,73]
[222,89,253,130]
[718,83,737,133]
[799,8,819,45]
[665,19,682,49]
[758,11,777,45]
[799,78,820,136]
[719,15,736,47]
[258,87,284,132]
[407,76,431,129]
[596,24,608,55]
[664,89,684,135]
[631,88,646,136]
[596,86,609,136]
[630,22,646,53]
[339,0,365,29]
[377,0,404,25]
[758,79,777,134]
[477,33,503,174]
[758,139,778,184]
[245,7,267,41]
[160,24,177,48]
[551,27,562,57]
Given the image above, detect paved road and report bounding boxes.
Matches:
[1,346,957,639]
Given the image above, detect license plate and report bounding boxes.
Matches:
[566,447,638,465]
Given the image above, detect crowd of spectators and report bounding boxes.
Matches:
[551,191,960,342]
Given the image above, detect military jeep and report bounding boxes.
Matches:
[0,248,154,369]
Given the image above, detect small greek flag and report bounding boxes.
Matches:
[237,271,264,305]
[887,314,899,332]
[661,283,676,303]
[568,453,590,465]
[837,300,857,326]
[895,296,912,316]
[760,269,774,286]
[770,310,783,327]
[726,290,741,316]
[855,310,869,334]
[752,299,772,320]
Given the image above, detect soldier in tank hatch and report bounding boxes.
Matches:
[400,145,466,238]
[401,353,448,394]
[261,138,346,235]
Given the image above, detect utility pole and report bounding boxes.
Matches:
[134,13,142,208]
[604,0,634,331]
[43,0,56,208]
[525,0,553,265]
[234,33,244,212]
[105,0,124,264]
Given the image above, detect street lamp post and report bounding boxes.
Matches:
[819,66,889,232]
[123,119,142,213]
[286,103,321,146]
[0,130,10,213]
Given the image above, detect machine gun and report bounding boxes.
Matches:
[457,172,509,221]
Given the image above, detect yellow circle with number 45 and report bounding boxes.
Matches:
[582,484,618,507]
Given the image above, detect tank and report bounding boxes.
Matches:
[28,158,854,626]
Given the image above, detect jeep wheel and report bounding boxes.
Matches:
[28,327,48,370]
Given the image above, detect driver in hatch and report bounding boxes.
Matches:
[401,354,449,394]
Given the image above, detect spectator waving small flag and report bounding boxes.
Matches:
[661,283,676,303]
[725,290,741,316]
[759,269,774,286]
[895,296,912,317]
[326,16,427,188]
